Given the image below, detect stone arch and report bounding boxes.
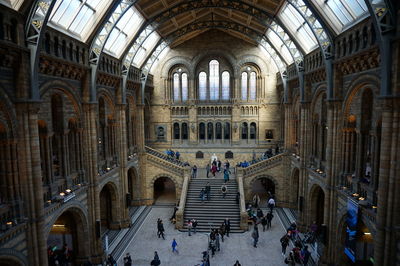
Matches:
[45,204,90,264]
[310,85,327,113]
[342,74,380,119]
[0,249,27,266]
[236,54,270,75]
[160,56,193,78]
[97,88,116,117]
[99,181,120,229]
[248,175,279,206]
[308,184,327,226]
[291,168,300,209]
[149,174,180,203]
[39,80,83,118]
[192,49,237,76]
[127,166,140,205]
[0,87,18,138]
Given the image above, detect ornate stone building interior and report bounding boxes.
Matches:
[0,0,399,265]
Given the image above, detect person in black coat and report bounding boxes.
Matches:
[224,218,231,237]
[157,219,165,239]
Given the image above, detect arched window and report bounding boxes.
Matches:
[250,122,257,139]
[173,123,180,139]
[209,60,219,100]
[221,71,230,100]
[199,123,205,140]
[207,122,213,140]
[241,122,248,139]
[241,72,248,100]
[224,122,230,139]
[182,122,188,140]
[216,122,222,139]
[249,72,256,100]
[199,72,207,100]
[182,73,188,101]
[173,73,180,101]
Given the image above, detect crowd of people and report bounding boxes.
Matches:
[165,149,181,160]
[236,145,282,168]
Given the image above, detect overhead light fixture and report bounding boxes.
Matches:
[364,232,371,235]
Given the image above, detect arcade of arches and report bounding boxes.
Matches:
[0,0,399,265]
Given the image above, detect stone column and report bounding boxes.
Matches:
[116,103,130,227]
[82,103,103,263]
[16,103,47,266]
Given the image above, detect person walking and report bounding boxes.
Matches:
[106,254,116,266]
[223,168,231,182]
[157,219,165,240]
[252,194,260,208]
[192,219,198,234]
[187,219,193,236]
[215,230,221,251]
[233,260,241,266]
[175,151,180,160]
[171,238,179,254]
[256,208,264,219]
[211,163,217,177]
[252,226,259,248]
[266,211,274,229]
[236,191,240,204]
[261,215,267,232]
[217,160,222,172]
[200,188,206,203]
[268,197,276,212]
[151,251,160,266]
[219,223,226,242]
[302,245,311,265]
[224,218,231,237]
[192,165,198,178]
[225,160,230,170]
[205,182,211,201]
[123,253,132,266]
[206,163,210,178]
[209,238,216,257]
[280,233,290,255]
[221,183,228,198]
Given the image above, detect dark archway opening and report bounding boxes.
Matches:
[252,177,276,207]
[100,185,113,231]
[47,211,80,266]
[153,177,176,204]
[311,186,325,226]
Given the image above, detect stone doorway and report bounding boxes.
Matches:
[47,210,87,266]
[252,177,276,207]
[153,177,176,204]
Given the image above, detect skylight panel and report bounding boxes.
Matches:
[131,32,160,67]
[49,0,111,42]
[149,46,170,73]
[312,0,369,33]
[103,8,144,58]
[0,0,24,10]
[266,29,293,64]
[279,3,318,53]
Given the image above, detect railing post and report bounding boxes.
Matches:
[176,167,190,229]
[236,168,248,231]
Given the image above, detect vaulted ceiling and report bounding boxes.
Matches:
[134,0,285,47]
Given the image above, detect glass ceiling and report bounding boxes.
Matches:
[1,0,374,74]
[49,0,111,42]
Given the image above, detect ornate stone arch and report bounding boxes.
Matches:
[248,174,279,191]
[310,85,327,115]
[342,74,380,119]
[161,56,193,78]
[97,88,116,117]
[192,49,237,76]
[149,173,181,201]
[0,248,28,266]
[236,55,268,76]
[39,79,83,118]
[44,203,90,261]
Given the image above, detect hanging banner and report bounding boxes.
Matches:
[344,199,358,262]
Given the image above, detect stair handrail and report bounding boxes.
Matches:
[145,146,185,167]
[175,167,190,229]
[236,168,249,231]
[241,152,286,175]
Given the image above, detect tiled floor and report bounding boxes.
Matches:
[117,206,288,266]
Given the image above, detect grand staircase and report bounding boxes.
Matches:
[182,170,243,233]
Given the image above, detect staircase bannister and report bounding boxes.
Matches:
[236,168,249,231]
[242,152,286,176]
[176,167,190,229]
[145,146,185,167]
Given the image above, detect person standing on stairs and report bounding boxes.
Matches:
[206,163,210,178]
[221,183,228,198]
[223,168,231,182]
[215,230,221,251]
[205,182,211,201]
[192,165,198,178]
[224,218,231,237]
[219,223,226,242]
[192,219,198,234]
[187,219,193,236]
